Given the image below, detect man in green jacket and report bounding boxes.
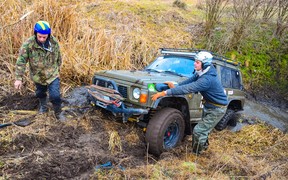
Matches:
[14,21,63,120]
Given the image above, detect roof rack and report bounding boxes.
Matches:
[160,48,240,66]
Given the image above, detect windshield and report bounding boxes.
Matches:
[145,56,195,77]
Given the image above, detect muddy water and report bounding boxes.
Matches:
[65,87,288,132]
[241,99,288,132]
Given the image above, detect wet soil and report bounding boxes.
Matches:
[0,93,38,111]
[245,89,288,111]
[1,117,148,179]
[244,90,288,132]
[0,87,151,179]
[242,99,288,132]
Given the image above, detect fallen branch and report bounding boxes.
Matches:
[0,10,34,30]
[9,110,37,115]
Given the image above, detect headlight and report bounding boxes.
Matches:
[132,88,141,99]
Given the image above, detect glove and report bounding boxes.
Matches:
[165,82,175,88]
[14,80,22,90]
[151,91,166,101]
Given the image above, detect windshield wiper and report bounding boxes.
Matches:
[163,70,184,77]
[145,68,162,73]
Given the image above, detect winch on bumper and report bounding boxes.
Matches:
[86,79,149,123]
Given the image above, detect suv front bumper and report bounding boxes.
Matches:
[87,79,149,122]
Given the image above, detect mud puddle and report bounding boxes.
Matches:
[242,99,288,132]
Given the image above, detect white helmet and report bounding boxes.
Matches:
[195,51,213,65]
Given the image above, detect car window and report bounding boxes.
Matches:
[220,66,241,89]
[145,56,195,77]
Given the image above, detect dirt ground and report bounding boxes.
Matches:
[0,87,165,179]
[0,87,287,179]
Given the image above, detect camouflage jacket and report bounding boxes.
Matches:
[15,35,62,85]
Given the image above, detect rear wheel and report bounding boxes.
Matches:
[145,108,185,156]
[215,109,236,131]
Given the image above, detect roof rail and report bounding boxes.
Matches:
[160,48,240,66]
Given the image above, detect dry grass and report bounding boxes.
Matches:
[120,123,287,179]
[125,130,140,146]
[88,121,288,179]
[1,110,287,179]
[0,0,194,97]
[108,131,123,154]
[196,124,288,179]
[1,0,287,179]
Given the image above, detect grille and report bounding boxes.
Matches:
[118,85,128,98]
[95,79,127,98]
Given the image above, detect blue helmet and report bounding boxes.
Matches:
[34,21,51,34]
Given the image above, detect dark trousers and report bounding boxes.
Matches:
[35,78,61,107]
[192,106,226,154]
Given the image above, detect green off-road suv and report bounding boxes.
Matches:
[87,48,245,156]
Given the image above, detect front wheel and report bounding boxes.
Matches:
[145,108,185,156]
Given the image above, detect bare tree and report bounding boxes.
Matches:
[274,0,288,38]
[196,0,204,9]
[204,0,228,38]
[261,0,277,21]
[228,0,262,49]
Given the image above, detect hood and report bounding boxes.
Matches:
[94,70,186,85]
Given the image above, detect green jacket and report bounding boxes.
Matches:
[15,35,62,85]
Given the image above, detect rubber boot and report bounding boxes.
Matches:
[203,139,209,151]
[53,104,65,121]
[39,98,48,114]
[192,139,201,155]
[192,139,209,155]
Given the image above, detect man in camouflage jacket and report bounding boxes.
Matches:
[14,21,63,120]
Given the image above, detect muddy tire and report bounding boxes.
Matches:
[145,108,185,156]
[215,109,236,131]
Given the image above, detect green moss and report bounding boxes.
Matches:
[0,161,4,168]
